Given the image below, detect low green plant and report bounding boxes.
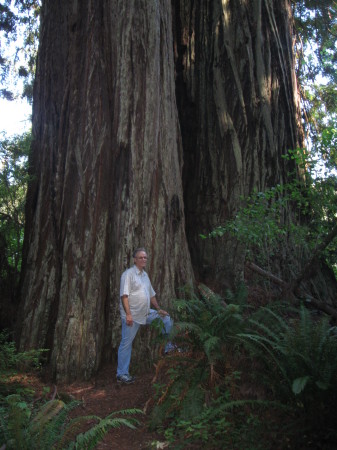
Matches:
[151,286,337,448]
[56,407,142,450]
[0,331,48,401]
[0,395,74,450]
[0,392,141,450]
[149,286,284,449]
[167,397,281,450]
[0,332,142,449]
[0,331,48,374]
[238,305,337,444]
[152,367,283,449]
[0,331,18,372]
[172,283,246,364]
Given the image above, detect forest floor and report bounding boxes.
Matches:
[64,364,165,449]
[15,363,168,450]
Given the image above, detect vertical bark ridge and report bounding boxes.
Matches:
[174,0,303,287]
[19,0,194,381]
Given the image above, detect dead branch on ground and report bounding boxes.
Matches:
[246,261,337,320]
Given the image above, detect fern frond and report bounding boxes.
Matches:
[108,408,143,417]
[211,398,289,413]
[54,415,100,450]
[30,399,65,434]
[38,401,80,449]
[236,333,290,383]
[203,336,222,362]
[69,415,140,450]
[171,321,203,338]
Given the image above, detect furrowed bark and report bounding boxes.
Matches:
[19,0,193,381]
[174,0,303,288]
[18,0,307,381]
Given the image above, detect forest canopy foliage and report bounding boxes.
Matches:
[0,131,30,330]
[292,0,337,169]
[0,0,40,101]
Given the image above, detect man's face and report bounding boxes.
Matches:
[134,251,148,270]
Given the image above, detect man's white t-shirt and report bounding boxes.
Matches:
[119,265,156,324]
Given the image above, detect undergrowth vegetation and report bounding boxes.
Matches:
[1,394,141,450]
[150,287,337,449]
[239,305,337,444]
[0,331,141,449]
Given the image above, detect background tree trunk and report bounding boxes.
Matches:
[19,0,193,381]
[174,0,303,288]
[18,0,303,381]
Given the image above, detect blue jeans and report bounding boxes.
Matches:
[117,309,173,376]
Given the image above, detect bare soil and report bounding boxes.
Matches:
[60,364,165,450]
[11,364,167,450]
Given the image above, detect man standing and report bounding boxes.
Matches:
[116,247,173,384]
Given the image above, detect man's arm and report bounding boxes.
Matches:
[150,296,168,316]
[121,295,133,326]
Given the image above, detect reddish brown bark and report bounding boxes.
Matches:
[19,0,193,381]
[174,0,303,287]
[18,0,303,381]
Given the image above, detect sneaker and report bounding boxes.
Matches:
[116,374,135,384]
[164,342,182,354]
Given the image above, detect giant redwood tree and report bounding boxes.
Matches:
[174,1,302,284]
[18,0,302,381]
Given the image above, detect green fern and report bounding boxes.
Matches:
[0,391,142,450]
[0,331,48,375]
[62,409,142,450]
[238,304,337,441]
[153,288,337,448]
[150,286,257,446]
[0,395,79,450]
[172,284,246,364]
[30,399,66,433]
[38,400,80,449]
[2,394,32,449]
[0,333,142,449]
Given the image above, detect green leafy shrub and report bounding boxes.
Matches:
[0,331,48,402]
[165,395,282,450]
[201,186,290,268]
[202,147,337,281]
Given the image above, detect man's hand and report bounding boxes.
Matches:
[158,309,169,317]
[126,313,133,326]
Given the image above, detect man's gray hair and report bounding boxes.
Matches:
[133,247,147,258]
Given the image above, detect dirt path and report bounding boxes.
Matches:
[58,364,165,449]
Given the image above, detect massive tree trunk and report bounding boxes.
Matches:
[174,0,303,288]
[18,0,302,381]
[19,0,193,381]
